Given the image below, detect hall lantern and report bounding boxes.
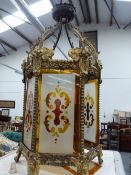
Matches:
[15,2,103,175]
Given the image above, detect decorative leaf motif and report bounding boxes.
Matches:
[44,82,71,143]
[84,92,94,128]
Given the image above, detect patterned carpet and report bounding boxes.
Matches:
[0,133,18,157]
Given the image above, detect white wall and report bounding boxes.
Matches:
[1,23,131,122]
[0,45,27,118]
[80,23,131,122]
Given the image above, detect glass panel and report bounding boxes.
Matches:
[39,74,77,154]
[23,77,35,149]
[84,80,99,145]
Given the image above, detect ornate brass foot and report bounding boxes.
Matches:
[14,144,22,162]
[27,156,40,175]
[71,157,89,175]
[98,155,103,165]
[98,145,103,165]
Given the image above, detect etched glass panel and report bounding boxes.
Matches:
[84,80,98,143]
[39,74,75,154]
[23,77,35,149]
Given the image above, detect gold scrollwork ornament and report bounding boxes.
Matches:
[68,48,91,74]
[28,47,54,74]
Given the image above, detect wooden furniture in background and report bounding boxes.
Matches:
[100,122,109,134]
[119,128,131,152]
[100,122,131,151]
[108,123,120,150]
[0,115,11,131]
[100,123,109,149]
[11,122,23,132]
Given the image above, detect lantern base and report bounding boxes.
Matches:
[14,143,103,175]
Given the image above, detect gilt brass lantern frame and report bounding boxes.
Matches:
[15,21,103,173]
[21,61,86,166]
